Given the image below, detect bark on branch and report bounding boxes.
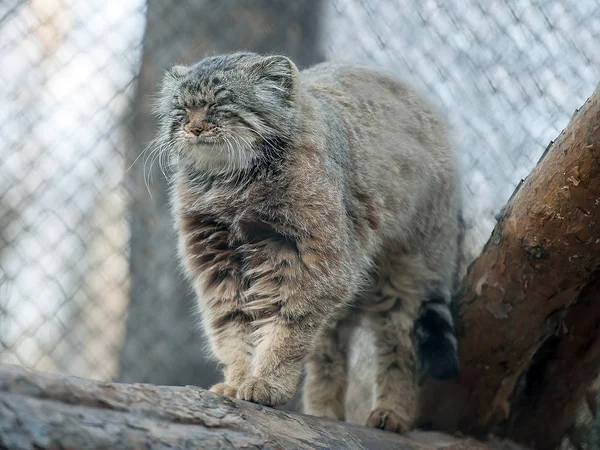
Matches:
[421,85,600,450]
[0,365,490,450]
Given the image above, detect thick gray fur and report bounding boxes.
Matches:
[153,52,462,432]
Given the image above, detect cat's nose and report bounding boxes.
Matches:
[186,121,211,136]
[185,108,208,136]
[188,126,203,136]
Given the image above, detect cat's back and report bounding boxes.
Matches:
[299,61,451,161]
[301,61,410,100]
[298,61,459,244]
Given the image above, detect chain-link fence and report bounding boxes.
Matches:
[1,0,599,388]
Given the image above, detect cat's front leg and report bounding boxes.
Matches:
[237,307,340,406]
[205,317,253,398]
[231,210,357,406]
[197,283,254,398]
[235,259,353,407]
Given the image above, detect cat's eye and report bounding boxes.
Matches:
[215,95,230,105]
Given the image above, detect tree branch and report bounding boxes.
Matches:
[421,84,600,449]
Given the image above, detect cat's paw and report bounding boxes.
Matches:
[210,382,237,398]
[237,377,290,406]
[366,408,411,433]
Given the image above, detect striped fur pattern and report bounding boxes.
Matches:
[154,52,462,432]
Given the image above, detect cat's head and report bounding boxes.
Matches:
[154,52,300,173]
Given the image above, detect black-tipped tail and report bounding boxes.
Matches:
[413,293,460,380]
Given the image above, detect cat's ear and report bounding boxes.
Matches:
[160,64,188,94]
[156,65,189,114]
[254,55,299,99]
[168,65,190,79]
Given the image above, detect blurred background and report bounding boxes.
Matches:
[1,0,599,428]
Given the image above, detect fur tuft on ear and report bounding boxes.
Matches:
[252,55,299,98]
[154,65,189,118]
[168,64,190,79]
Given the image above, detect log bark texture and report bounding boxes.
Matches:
[0,365,490,450]
[421,85,600,449]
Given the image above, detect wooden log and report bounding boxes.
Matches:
[0,365,490,450]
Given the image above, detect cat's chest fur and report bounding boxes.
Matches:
[175,168,302,303]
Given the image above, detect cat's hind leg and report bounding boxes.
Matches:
[302,313,357,420]
[364,252,458,433]
[366,307,419,433]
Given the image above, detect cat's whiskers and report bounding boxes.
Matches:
[238,126,280,162]
[157,138,176,186]
[145,137,178,197]
[125,137,155,175]
[229,133,249,185]
[223,135,235,176]
[143,143,161,198]
[231,134,245,172]
[149,139,170,178]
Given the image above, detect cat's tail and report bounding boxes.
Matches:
[413,292,460,380]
